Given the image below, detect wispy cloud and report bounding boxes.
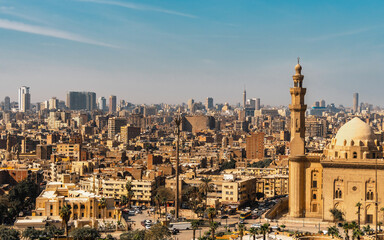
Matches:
[77,0,197,18]
[305,27,376,42]
[0,6,47,24]
[0,19,117,48]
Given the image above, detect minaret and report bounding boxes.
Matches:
[243,88,246,108]
[288,58,307,218]
[289,58,306,156]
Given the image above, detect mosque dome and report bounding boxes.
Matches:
[334,117,375,146]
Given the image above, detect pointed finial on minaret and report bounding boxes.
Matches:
[295,57,302,75]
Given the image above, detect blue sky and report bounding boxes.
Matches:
[0,0,384,107]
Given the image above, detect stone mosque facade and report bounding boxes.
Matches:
[288,62,384,224]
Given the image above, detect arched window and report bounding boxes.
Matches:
[313,194,317,200]
[353,152,357,158]
[345,153,348,159]
[339,190,342,198]
[371,192,374,200]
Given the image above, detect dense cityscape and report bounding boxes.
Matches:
[0,61,384,240]
[1,1,384,240]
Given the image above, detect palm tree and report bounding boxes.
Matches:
[327,226,340,237]
[125,181,134,209]
[162,196,168,217]
[200,177,213,208]
[238,223,246,240]
[352,228,363,240]
[191,220,200,240]
[59,204,72,240]
[343,222,351,240]
[155,194,161,220]
[249,227,259,240]
[260,223,270,240]
[362,225,371,235]
[206,207,216,223]
[330,207,344,226]
[356,202,362,229]
[99,198,107,222]
[209,221,219,240]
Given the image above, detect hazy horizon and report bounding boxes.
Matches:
[1,0,384,107]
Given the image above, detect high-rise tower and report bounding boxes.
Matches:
[18,86,30,112]
[243,88,246,108]
[288,60,307,218]
[353,93,359,113]
[109,95,117,114]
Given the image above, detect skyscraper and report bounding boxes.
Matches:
[66,91,96,111]
[255,98,261,110]
[243,89,246,108]
[205,97,213,110]
[109,95,117,113]
[353,93,359,113]
[4,96,10,111]
[18,86,30,112]
[187,99,194,111]
[98,97,107,111]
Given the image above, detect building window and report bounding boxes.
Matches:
[312,181,317,188]
[353,152,357,158]
[313,194,317,200]
[367,214,373,224]
[367,191,374,200]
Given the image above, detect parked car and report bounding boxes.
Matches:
[128,210,135,216]
[144,220,152,225]
[172,229,180,235]
[251,224,261,228]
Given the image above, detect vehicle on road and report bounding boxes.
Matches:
[172,229,180,235]
[220,215,228,219]
[239,210,252,220]
[169,222,192,230]
[145,224,151,230]
[251,223,261,228]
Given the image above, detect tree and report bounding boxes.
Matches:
[144,223,171,240]
[249,227,259,240]
[191,220,200,240]
[256,192,265,201]
[99,197,107,222]
[352,228,363,240]
[362,225,372,235]
[22,227,45,240]
[356,202,362,229]
[209,221,219,240]
[0,226,20,240]
[120,230,146,240]
[59,204,72,240]
[343,222,351,240]
[200,177,213,208]
[45,224,64,239]
[69,227,100,240]
[280,225,286,232]
[330,208,344,225]
[238,223,246,240]
[125,181,134,209]
[206,207,216,223]
[260,223,270,240]
[154,194,162,219]
[327,226,340,237]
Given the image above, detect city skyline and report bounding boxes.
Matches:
[1,1,384,106]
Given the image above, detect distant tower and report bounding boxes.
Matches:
[4,96,10,111]
[98,97,107,111]
[187,99,194,111]
[109,95,117,113]
[255,98,261,110]
[320,99,326,108]
[288,59,307,218]
[243,88,246,108]
[18,86,30,112]
[205,97,213,110]
[353,93,359,113]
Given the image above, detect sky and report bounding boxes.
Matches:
[0,0,384,107]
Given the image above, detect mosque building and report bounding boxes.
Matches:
[288,61,384,224]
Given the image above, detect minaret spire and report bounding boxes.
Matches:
[289,59,306,156]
